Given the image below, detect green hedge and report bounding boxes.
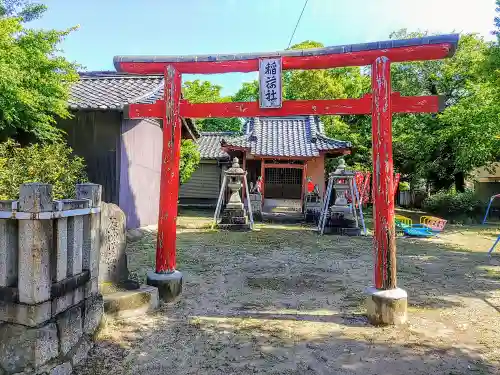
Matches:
[0,139,87,200]
[422,190,485,223]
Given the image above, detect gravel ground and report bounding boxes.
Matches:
[75,221,500,375]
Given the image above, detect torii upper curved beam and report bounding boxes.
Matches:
[113,34,459,75]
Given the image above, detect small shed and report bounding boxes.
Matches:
[179,132,233,207]
[61,71,198,229]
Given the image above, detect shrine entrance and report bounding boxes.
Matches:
[114,33,458,322]
[264,167,303,200]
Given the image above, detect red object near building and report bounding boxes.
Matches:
[114,33,458,292]
[307,180,315,194]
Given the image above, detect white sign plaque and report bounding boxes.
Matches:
[259,58,282,109]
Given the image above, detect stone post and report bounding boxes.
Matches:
[77,183,102,297]
[18,183,53,304]
[0,201,18,288]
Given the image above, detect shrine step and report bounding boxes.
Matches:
[322,226,361,236]
[262,211,304,224]
[217,223,251,231]
[101,283,159,319]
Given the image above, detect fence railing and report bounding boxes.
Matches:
[0,182,102,326]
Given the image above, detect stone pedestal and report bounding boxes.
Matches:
[249,193,262,222]
[305,200,321,223]
[365,287,408,325]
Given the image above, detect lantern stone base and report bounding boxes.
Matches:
[146,270,182,302]
[365,287,408,325]
[217,207,251,231]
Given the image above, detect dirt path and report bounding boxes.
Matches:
[76,224,500,375]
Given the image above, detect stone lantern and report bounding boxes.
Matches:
[225,157,245,209]
[326,158,361,235]
[218,157,251,230]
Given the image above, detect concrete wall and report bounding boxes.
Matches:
[306,155,326,196]
[119,119,163,229]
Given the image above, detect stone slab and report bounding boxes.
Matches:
[217,223,251,231]
[57,306,83,355]
[70,336,92,366]
[18,220,53,304]
[146,271,182,302]
[51,271,90,299]
[98,203,128,285]
[18,183,52,213]
[76,184,102,208]
[49,362,72,375]
[51,286,84,317]
[84,278,99,299]
[365,287,408,325]
[0,300,51,327]
[103,284,158,318]
[67,216,84,276]
[0,219,18,287]
[0,322,58,373]
[83,295,103,335]
[53,218,68,283]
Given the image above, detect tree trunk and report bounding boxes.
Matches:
[454,172,465,193]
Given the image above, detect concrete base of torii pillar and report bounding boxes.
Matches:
[365,287,408,325]
[147,270,183,302]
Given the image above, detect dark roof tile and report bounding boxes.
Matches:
[69,72,163,110]
[221,116,350,157]
[198,132,234,159]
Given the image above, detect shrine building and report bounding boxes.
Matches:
[179,116,351,211]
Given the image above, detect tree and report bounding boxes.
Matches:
[0,15,79,142]
[179,139,200,184]
[284,40,372,171]
[182,80,241,132]
[0,0,46,22]
[232,81,259,102]
[494,0,500,40]
[0,139,87,199]
[390,30,499,191]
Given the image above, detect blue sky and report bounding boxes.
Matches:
[32,0,497,96]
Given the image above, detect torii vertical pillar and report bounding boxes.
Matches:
[146,65,183,301]
[366,56,407,325]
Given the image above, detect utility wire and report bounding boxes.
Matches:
[287,0,309,49]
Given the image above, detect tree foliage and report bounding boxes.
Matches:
[0,14,79,142]
[391,30,499,191]
[179,139,200,185]
[182,80,241,132]
[0,0,46,22]
[0,139,87,199]
[184,6,500,193]
[233,81,259,102]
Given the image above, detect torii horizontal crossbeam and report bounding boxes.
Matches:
[114,34,458,74]
[125,93,444,119]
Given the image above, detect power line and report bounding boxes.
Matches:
[287,0,309,49]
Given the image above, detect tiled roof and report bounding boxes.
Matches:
[221,116,350,157]
[69,71,164,110]
[198,132,234,159]
[68,71,198,139]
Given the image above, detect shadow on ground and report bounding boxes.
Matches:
[75,224,500,375]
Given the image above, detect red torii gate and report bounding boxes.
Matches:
[114,34,458,303]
